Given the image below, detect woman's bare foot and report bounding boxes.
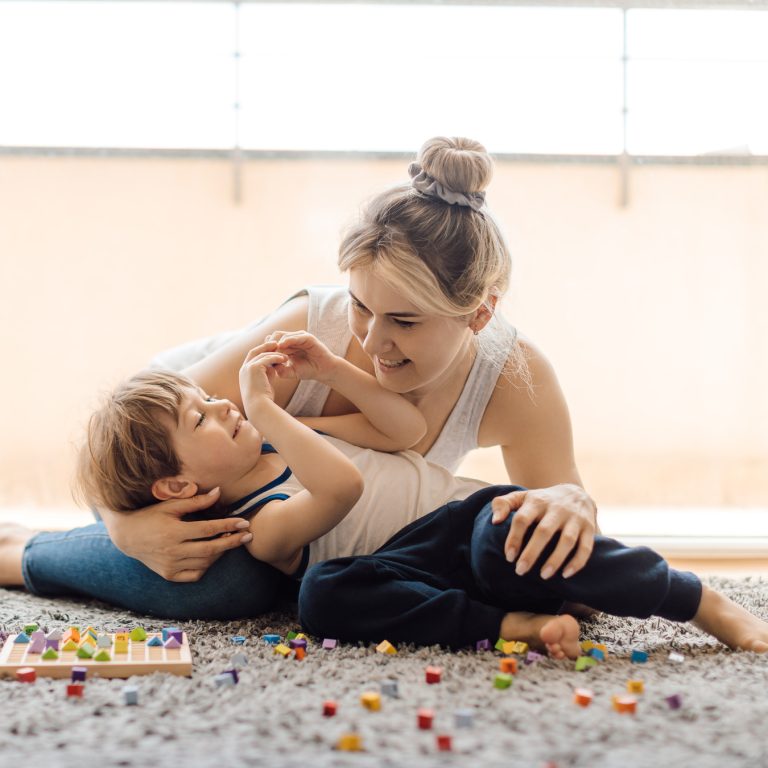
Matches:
[500,611,582,660]
[693,585,768,652]
[0,523,35,586]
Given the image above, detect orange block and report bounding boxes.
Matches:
[612,695,637,714]
[627,680,644,694]
[573,688,594,707]
[500,658,518,675]
[294,647,306,661]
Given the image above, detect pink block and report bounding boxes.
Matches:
[163,636,181,649]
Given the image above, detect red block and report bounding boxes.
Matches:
[417,708,434,730]
[66,684,84,698]
[16,667,36,683]
[436,734,453,752]
[322,700,337,717]
[425,665,442,684]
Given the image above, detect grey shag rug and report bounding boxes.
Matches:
[1,577,767,768]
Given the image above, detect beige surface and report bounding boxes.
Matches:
[0,155,766,512]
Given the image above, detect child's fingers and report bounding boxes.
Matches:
[244,352,288,369]
[243,341,279,362]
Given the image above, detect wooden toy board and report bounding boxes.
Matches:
[0,632,192,678]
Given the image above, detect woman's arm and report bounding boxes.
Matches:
[478,340,598,580]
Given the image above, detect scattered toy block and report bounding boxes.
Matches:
[114,632,130,645]
[417,708,434,729]
[262,634,281,645]
[380,679,399,698]
[425,665,442,684]
[274,644,291,657]
[41,648,59,661]
[665,693,683,710]
[162,627,181,642]
[588,648,605,662]
[295,633,308,642]
[94,649,112,662]
[62,639,78,652]
[612,695,637,714]
[147,636,163,647]
[525,651,545,665]
[476,639,491,652]
[130,627,147,642]
[501,641,517,655]
[78,636,96,649]
[163,637,181,650]
[336,733,363,751]
[511,641,529,654]
[96,634,112,648]
[123,685,139,705]
[28,637,46,654]
[361,691,381,711]
[23,624,39,635]
[580,640,595,652]
[500,658,518,675]
[322,638,337,650]
[494,673,513,690]
[66,684,84,698]
[288,638,308,650]
[76,645,94,659]
[285,631,298,641]
[376,640,397,655]
[16,667,36,683]
[231,652,248,668]
[573,688,594,707]
[593,643,608,655]
[71,667,87,682]
[575,656,597,672]
[294,647,306,661]
[454,708,475,728]
[222,668,239,684]
[630,649,648,664]
[322,700,337,717]
[627,680,644,694]
[14,633,30,644]
[230,635,246,645]
[214,673,236,688]
[668,652,685,664]
[436,734,453,752]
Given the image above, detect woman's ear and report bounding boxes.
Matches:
[469,295,498,335]
[152,476,199,501]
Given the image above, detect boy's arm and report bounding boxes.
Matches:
[239,351,364,567]
[266,332,427,451]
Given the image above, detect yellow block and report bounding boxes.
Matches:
[376,640,397,655]
[79,637,96,649]
[360,692,381,711]
[114,640,128,654]
[580,640,595,652]
[627,680,644,694]
[337,733,363,752]
[511,642,529,654]
[115,632,130,644]
[274,644,291,657]
[295,633,308,642]
[501,641,517,655]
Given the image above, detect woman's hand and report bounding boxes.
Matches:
[490,484,597,579]
[101,488,254,582]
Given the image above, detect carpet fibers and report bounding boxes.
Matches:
[1,577,767,768]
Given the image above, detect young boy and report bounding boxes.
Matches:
[77,333,768,658]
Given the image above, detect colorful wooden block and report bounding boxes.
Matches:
[336,733,363,751]
[163,637,181,650]
[231,635,246,645]
[322,700,337,717]
[45,638,60,651]
[573,688,594,707]
[147,636,163,647]
[71,666,87,682]
[612,695,637,714]
[593,643,608,655]
[454,708,475,728]
[115,632,130,644]
[476,639,491,652]
[129,627,147,642]
[436,734,453,752]
[381,680,399,698]
[322,638,338,650]
[288,638,308,650]
[376,640,397,655]
[285,631,298,641]
[665,693,683,710]
[501,641,517,655]
[274,644,291,657]
[162,627,181,642]
[62,639,78,652]
[23,624,39,635]
[588,648,605,661]
[123,685,139,705]
[96,634,112,648]
[417,708,434,729]
[575,656,597,672]
[78,637,95,650]
[76,645,94,659]
[46,629,63,641]
[361,691,381,711]
[525,651,545,665]
[511,641,529,654]
[16,666,36,683]
[630,649,648,663]
[627,680,644,694]
[580,640,595,652]
[65,627,80,643]
[42,648,59,661]
[262,634,281,645]
[94,649,112,662]
[214,672,236,688]
[425,665,442,684]
[222,668,238,684]
[28,637,46,654]
[66,683,84,698]
[295,633,308,642]
[499,658,518,675]
[14,633,30,644]
[494,673,513,690]
[294,647,306,661]
[114,640,129,654]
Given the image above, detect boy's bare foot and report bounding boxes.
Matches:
[0,523,35,586]
[693,584,768,653]
[500,611,582,660]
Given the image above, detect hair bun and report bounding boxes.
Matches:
[417,136,493,195]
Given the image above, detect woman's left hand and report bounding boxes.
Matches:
[490,484,597,580]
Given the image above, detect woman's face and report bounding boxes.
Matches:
[347,268,474,396]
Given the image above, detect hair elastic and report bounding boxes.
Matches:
[408,162,486,212]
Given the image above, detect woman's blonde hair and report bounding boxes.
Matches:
[339,136,510,318]
[75,370,191,512]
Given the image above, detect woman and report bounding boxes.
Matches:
[1,136,597,618]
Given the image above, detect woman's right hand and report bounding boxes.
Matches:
[100,488,253,582]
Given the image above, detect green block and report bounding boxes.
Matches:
[76,645,95,659]
[130,627,147,642]
[285,631,298,641]
[62,639,78,652]
[494,638,506,652]
[575,656,598,672]
[23,624,39,635]
[94,649,111,662]
[42,647,59,660]
[494,673,513,690]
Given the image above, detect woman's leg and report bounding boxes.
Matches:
[14,523,290,619]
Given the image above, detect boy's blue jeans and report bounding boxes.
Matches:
[22,523,292,619]
[299,485,703,649]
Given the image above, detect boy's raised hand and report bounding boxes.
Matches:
[239,346,289,405]
[263,331,340,383]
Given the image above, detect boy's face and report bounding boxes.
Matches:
[164,386,262,493]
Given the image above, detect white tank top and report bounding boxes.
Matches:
[284,285,517,472]
[226,435,489,567]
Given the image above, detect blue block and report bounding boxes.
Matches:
[123,685,139,705]
[147,636,163,647]
[262,634,280,645]
[231,635,247,645]
[630,649,648,663]
[161,627,181,642]
[14,633,30,644]
[588,648,605,661]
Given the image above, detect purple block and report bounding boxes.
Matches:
[525,651,545,665]
[71,666,88,682]
[169,630,183,644]
[288,638,307,650]
[322,638,337,650]
[475,639,492,652]
[665,694,683,710]
[30,630,45,643]
[45,638,60,651]
[163,636,181,649]
[29,637,46,654]
[161,627,181,642]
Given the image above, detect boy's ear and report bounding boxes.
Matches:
[152,476,199,501]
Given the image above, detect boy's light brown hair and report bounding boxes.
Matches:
[76,369,193,512]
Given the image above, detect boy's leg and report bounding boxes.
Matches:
[15,523,288,619]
